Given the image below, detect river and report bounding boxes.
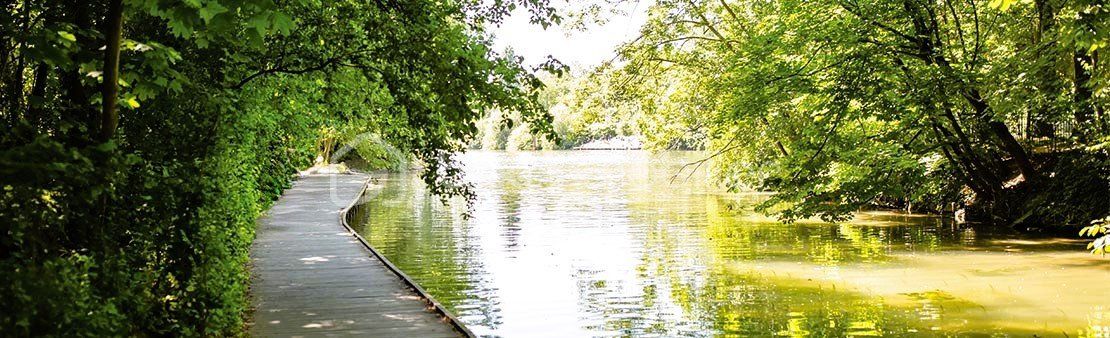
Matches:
[346,151,1109,337]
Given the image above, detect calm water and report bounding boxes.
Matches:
[348,151,1109,337]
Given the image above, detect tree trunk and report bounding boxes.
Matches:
[961,87,1039,183]
[1074,51,1095,126]
[0,44,14,126]
[895,0,1039,183]
[1035,0,1056,39]
[28,63,49,128]
[933,122,993,198]
[941,106,1004,187]
[59,0,96,142]
[99,0,124,142]
[1030,0,1060,138]
[6,49,25,124]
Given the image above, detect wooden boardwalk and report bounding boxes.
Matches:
[249,173,466,337]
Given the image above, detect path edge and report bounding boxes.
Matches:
[337,175,478,338]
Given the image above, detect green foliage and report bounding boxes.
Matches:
[350,133,411,171]
[0,135,136,336]
[577,0,1109,228]
[1080,216,1110,254]
[1,0,556,335]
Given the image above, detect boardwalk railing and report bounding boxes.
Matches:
[338,179,477,338]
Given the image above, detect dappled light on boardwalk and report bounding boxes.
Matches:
[250,174,464,337]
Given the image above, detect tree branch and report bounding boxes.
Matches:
[229,57,342,89]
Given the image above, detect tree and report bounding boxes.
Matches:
[599,0,1108,225]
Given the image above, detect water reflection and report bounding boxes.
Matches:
[347,151,1109,337]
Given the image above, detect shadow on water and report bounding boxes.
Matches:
[347,151,1110,338]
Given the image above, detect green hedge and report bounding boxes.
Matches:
[0,77,332,335]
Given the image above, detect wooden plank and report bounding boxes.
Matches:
[248,173,466,337]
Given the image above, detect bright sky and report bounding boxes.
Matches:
[490,2,650,70]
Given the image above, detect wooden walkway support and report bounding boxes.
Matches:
[249,173,467,337]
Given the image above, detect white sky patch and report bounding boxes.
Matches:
[490,1,651,70]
